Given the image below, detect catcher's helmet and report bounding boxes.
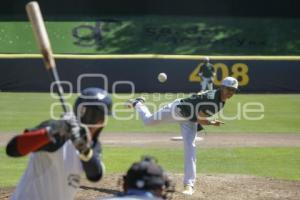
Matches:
[124,156,169,190]
[74,87,112,125]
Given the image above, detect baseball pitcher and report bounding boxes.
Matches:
[126,77,238,195]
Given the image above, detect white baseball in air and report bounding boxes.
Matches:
[158,72,167,83]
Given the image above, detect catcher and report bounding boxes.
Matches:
[100,156,174,200]
[6,87,112,200]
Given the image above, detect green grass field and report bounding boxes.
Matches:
[1,93,300,187]
[1,147,300,187]
[0,93,299,133]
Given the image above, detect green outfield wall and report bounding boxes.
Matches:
[0,17,299,55]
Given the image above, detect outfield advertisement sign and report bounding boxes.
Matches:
[0,56,299,93]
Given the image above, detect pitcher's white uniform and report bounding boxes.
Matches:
[134,89,226,188]
[134,99,198,187]
[11,140,82,200]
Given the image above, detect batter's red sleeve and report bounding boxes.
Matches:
[6,128,51,157]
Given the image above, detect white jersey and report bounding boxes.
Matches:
[11,140,82,200]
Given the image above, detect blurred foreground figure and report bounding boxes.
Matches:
[100,156,174,200]
[6,87,112,200]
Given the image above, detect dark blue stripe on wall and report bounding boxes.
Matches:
[0,58,299,93]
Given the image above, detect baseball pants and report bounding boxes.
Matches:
[135,99,197,187]
[201,77,213,91]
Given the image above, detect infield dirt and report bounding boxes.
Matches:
[1,132,300,200]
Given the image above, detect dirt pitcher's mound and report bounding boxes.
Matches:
[75,173,300,200]
[2,174,299,200]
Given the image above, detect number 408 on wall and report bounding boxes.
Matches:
[189,63,250,86]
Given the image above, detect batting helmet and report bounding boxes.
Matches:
[74,87,112,126]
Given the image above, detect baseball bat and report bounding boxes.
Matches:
[26,1,68,113]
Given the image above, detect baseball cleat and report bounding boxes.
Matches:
[126,97,145,108]
[182,185,195,195]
